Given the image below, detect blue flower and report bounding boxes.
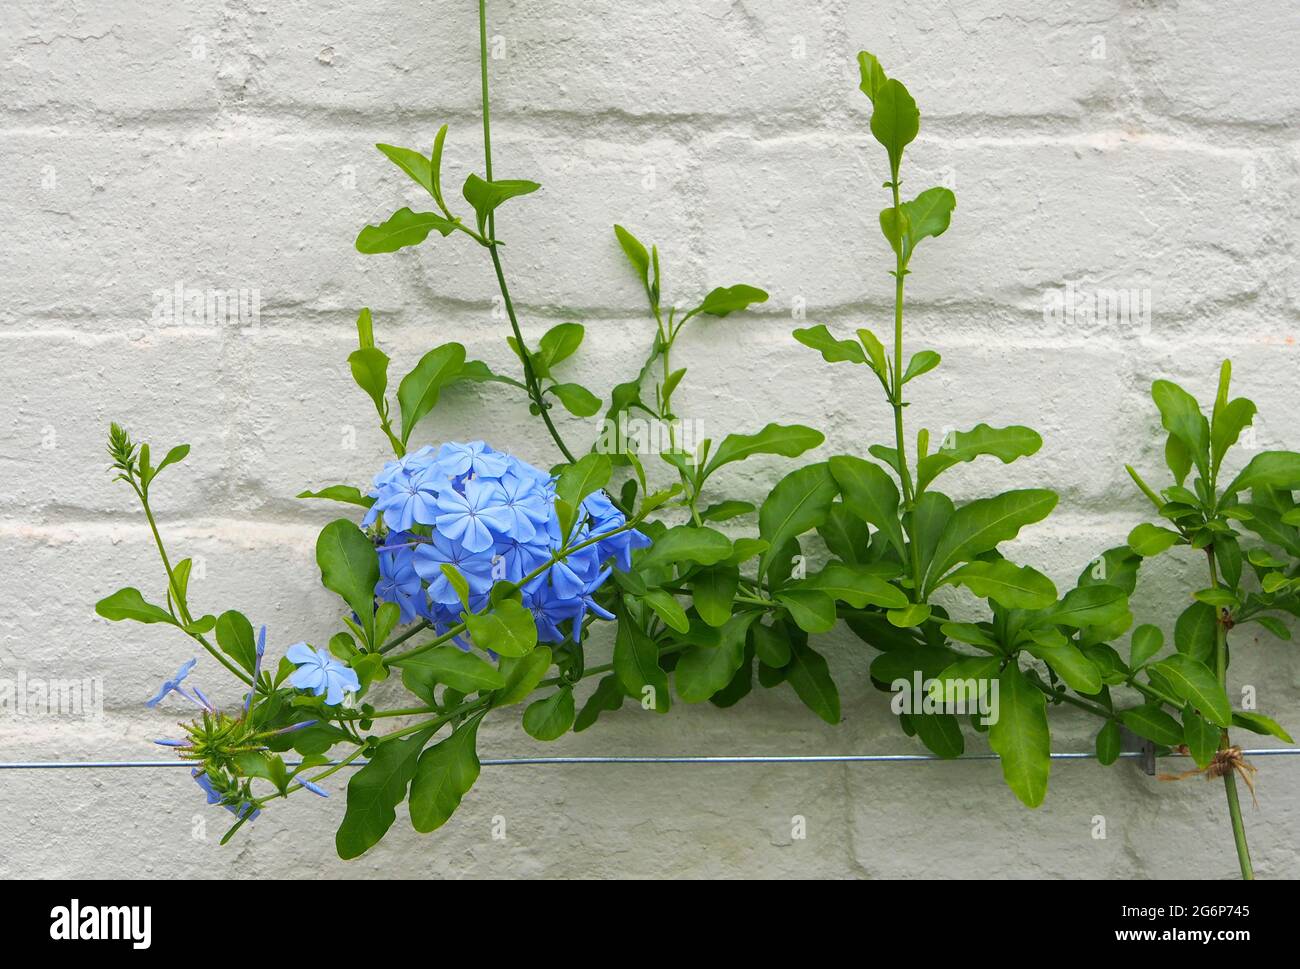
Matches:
[367,441,652,646]
[412,528,497,604]
[373,466,446,533]
[286,643,360,706]
[376,536,425,623]
[146,658,199,709]
[433,478,515,553]
[490,469,551,541]
[432,440,510,479]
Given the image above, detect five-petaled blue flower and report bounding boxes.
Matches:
[287,643,360,706]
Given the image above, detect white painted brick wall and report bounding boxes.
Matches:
[2,0,1298,878]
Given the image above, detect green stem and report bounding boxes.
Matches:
[886,176,924,599]
[134,481,254,688]
[477,0,576,466]
[1206,549,1253,880]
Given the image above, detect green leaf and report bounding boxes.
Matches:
[857,50,888,103]
[396,343,467,444]
[925,489,1058,592]
[296,485,375,509]
[1174,601,1217,664]
[878,205,909,259]
[549,382,602,417]
[792,324,867,365]
[315,519,380,642]
[613,609,670,713]
[675,612,759,703]
[493,646,553,708]
[870,77,920,175]
[538,322,585,369]
[462,174,540,235]
[1182,706,1219,769]
[1095,720,1122,766]
[805,563,908,609]
[901,350,941,384]
[915,424,1042,491]
[940,622,1002,652]
[522,688,575,741]
[636,524,732,571]
[641,588,689,634]
[1119,705,1184,746]
[692,284,768,318]
[751,621,792,668]
[1024,630,1102,695]
[784,640,840,725]
[988,664,1050,808]
[375,143,434,194]
[775,590,837,634]
[336,725,435,859]
[887,603,932,628]
[348,347,390,414]
[1129,624,1164,668]
[915,712,964,759]
[1039,584,1132,631]
[700,500,755,523]
[463,599,538,658]
[816,503,870,564]
[575,674,627,732]
[1151,379,1209,478]
[1127,522,1183,557]
[899,186,956,253]
[95,587,176,625]
[828,455,906,560]
[1211,398,1257,475]
[758,463,838,579]
[214,610,258,675]
[939,559,1057,610]
[554,453,612,513]
[1193,587,1239,609]
[1223,451,1300,499]
[1152,654,1231,727]
[409,714,484,832]
[613,224,650,284]
[1231,711,1293,743]
[150,444,190,482]
[692,565,740,628]
[356,208,457,253]
[390,645,507,696]
[703,423,824,480]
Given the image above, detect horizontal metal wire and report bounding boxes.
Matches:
[2,748,1298,770]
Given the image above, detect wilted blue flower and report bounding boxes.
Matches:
[286,643,360,706]
[192,768,260,821]
[146,658,200,709]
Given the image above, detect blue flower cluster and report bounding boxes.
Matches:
[365,441,649,643]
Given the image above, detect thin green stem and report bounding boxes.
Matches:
[133,480,254,688]
[477,0,576,465]
[1206,548,1253,880]
[885,176,924,599]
